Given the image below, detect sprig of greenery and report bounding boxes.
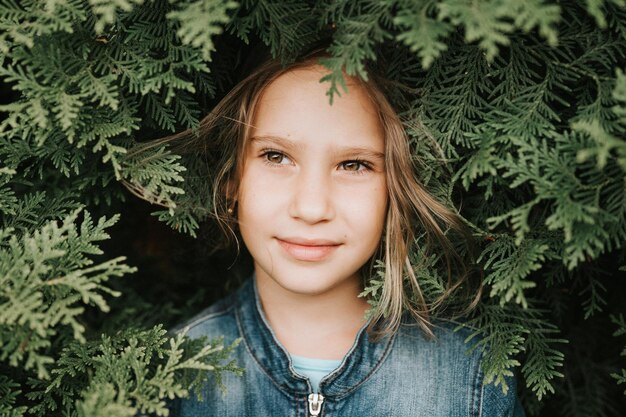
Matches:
[0,208,135,378]
[27,325,244,417]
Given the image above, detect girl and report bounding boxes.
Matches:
[161,46,525,416]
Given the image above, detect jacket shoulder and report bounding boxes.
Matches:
[169,289,240,341]
[394,317,525,416]
[396,317,480,359]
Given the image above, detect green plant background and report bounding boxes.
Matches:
[1,0,626,416]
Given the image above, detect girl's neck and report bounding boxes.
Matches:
[255,273,371,360]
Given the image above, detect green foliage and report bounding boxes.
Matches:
[1,0,626,415]
[576,68,626,172]
[121,144,186,211]
[0,0,85,52]
[89,0,145,34]
[0,208,134,378]
[585,0,626,28]
[611,314,626,394]
[0,0,249,411]
[462,302,567,400]
[26,326,243,417]
[228,0,319,63]
[393,0,453,69]
[438,0,560,60]
[317,0,394,103]
[0,375,27,417]
[478,236,550,308]
[167,0,238,62]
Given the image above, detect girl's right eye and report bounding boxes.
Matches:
[262,150,292,166]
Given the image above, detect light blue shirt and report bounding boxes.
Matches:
[290,353,343,393]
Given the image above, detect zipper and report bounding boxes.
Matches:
[307,393,325,416]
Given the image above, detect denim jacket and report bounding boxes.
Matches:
[171,276,525,417]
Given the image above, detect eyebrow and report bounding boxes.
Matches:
[249,135,385,161]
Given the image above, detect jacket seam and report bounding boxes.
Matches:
[327,329,399,401]
[467,364,473,417]
[478,381,485,417]
[472,354,484,417]
[235,303,307,397]
[176,301,236,334]
[169,305,234,334]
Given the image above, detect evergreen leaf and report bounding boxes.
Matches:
[393,0,453,69]
[89,0,145,34]
[461,302,566,399]
[479,236,550,308]
[0,208,135,378]
[120,144,186,209]
[438,0,561,61]
[318,0,393,103]
[585,0,626,28]
[0,375,27,417]
[166,0,238,62]
[228,0,318,63]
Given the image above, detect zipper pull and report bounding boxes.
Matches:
[308,393,325,416]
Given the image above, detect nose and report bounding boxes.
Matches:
[288,166,335,224]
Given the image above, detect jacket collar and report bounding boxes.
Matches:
[235,274,397,399]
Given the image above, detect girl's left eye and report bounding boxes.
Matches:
[339,160,370,173]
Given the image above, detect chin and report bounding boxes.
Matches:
[279,278,334,296]
[270,268,348,296]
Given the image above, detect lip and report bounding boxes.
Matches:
[276,238,341,261]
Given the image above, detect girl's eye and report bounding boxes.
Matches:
[340,160,370,173]
[263,151,292,165]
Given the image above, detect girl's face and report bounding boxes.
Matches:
[237,65,388,297]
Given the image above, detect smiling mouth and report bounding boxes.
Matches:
[276,238,341,262]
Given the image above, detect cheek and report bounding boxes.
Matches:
[342,181,388,237]
[237,167,284,226]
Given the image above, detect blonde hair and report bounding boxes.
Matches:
[127,47,481,342]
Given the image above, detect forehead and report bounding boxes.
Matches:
[250,65,384,148]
